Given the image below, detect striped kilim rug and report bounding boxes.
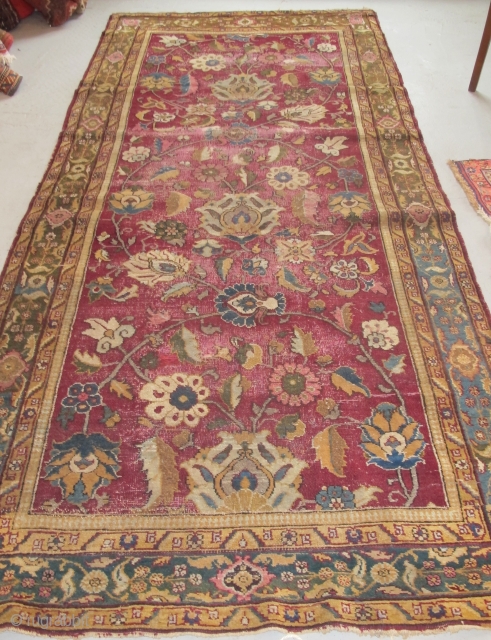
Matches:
[2,10,491,635]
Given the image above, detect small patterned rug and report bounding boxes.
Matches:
[450,159,491,228]
[2,9,491,636]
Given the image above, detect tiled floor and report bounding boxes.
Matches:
[1,1,491,638]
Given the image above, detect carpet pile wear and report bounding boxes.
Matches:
[3,10,491,635]
[450,159,491,230]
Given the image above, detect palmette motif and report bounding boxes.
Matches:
[2,9,491,635]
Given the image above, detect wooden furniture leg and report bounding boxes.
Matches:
[469,0,491,91]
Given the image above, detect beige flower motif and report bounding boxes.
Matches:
[190,54,227,72]
[122,146,150,163]
[275,239,315,264]
[139,373,210,428]
[212,73,273,103]
[80,570,109,594]
[159,35,186,47]
[362,319,400,350]
[186,103,217,116]
[123,249,190,287]
[317,42,337,52]
[153,111,176,123]
[370,562,398,585]
[267,166,309,191]
[82,317,136,354]
[280,104,327,124]
[315,136,348,156]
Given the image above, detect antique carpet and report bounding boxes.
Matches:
[450,159,491,230]
[3,9,491,635]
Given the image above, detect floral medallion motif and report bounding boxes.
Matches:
[215,283,286,327]
[212,73,273,103]
[197,193,282,244]
[210,557,274,600]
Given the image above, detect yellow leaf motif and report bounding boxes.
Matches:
[214,347,233,362]
[312,426,348,478]
[166,191,192,216]
[137,437,179,509]
[359,257,379,275]
[109,379,134,400]
[241,344,263,370]
[316,166,332,176]
[152,168,180,182]
[281,73,299,87]
[291,326,318,357]
[94,249,110,262]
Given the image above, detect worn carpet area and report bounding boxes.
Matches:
[1,10,491,635]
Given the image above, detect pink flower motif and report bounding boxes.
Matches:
[426,574,442,587]
[269,363,321,406]
[406,202,433,229]
[362,51,377,63]
[45,208,73,228]
[147,308,171,328]
[0,351,27,390]
[122,19,140,27]
[106,51,125,64]
[210,556,273,602]
[258,52,284,65]
[349,13,365,25]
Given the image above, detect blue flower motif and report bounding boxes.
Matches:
[428,604,447,619]
[360,403,425,470]
[215,283,286,327]
[61,383,102,414]
[120,534,138,550]
[346,528,363,544]
[147,55,166,65]
[242,257,268,276]
[337,168,363,185]
[224,123,257,145]
[284,610,300,622]
[315,485,355,510]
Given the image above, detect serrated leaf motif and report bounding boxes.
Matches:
[73,350,102,374]
[151,167,180,182]
[220,373,243,410]
[137,437,179,509]
[109,379,133,400]
[331,303,353,332]
[276,267,311,293]
[276,413,306,440]
[312,425,348,478]
[170,327,202,364]
[281,72,299,87]
[383,353,406,374]
[267,144,287,163]
[166,191,191,216]
[215,257,233,282]
[291,326,318,357]
[291,190,321,226]
[162,281,194,301]
[331,367,370,397]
